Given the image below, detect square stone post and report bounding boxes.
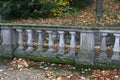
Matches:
[80,30,95,52]
[0,27,13,55]
[75,30,95,64]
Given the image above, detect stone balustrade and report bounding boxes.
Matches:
[0,24,120,64]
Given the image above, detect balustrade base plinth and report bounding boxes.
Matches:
[75,51,95,64]
[96,51,112,63]
[69,48,76,54]
[111,52,120,61]
[0,45,12,55]
[45,48,55,54]
[31,48,45,56]
[56,49,65,58]
[14,51,26,55]
[25,47,34,54]
[16,46,24,51]
[41,52,56,58]
[63,53,75,60]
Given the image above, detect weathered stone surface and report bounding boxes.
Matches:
[97,51,112,63]
[0,28,12,54]
[0,45,12,55]
[63,52,75,60]
[31,48,45,56]
[111,52,120,61]
[80,30,95,52]
[75,51,95,64]
[14,50,26,55]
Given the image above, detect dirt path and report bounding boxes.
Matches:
[0,60,46,80]
[0,59,79,80]
[0,59,120,80]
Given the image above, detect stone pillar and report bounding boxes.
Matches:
[16,29,24,51]
[69,32,76,54]
[76,30,95,63]
[47,31,54,52]
[26,30,34,52]
[111,33,120,61]
[36,30,43,49]
[80,31,95,52]
[57,31,65,55]
[0,27,12,54]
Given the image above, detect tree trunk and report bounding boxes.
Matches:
[0,15,1,22]
[96,0,103,15]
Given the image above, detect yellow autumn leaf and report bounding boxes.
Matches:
[57,76,62,80]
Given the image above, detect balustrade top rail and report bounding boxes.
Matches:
[0,23,120,31]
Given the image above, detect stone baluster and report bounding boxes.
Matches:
[36,30,43,49]
[100,33,107,51]
[16,29,24,51]
[98,32,110,63]
[32,30,43,55]
[26,30,34,52]
[69,32,76,54]
[47,31,54,52]
[111,33,120,61]
[57,31,65,54]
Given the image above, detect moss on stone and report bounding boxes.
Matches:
[0,54,120,70]
[0,54,13,60]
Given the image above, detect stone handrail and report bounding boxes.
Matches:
[0,23,120,64]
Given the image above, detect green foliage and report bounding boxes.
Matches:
[0,0,93,19]
[69,0,93,9]
[46,0,72,17]
[38,1,59,18]
[0,0,41,19]
[0,0,71,19]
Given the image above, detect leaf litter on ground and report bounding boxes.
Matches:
[2,58,119,80]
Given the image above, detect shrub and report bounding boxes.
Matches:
[0,0,74,19]
[38,1,59,18]
[0,0,42,19]
[50,0,72,17]
[38,0,72,17]
[69,0,93,9]
[0,0,92,20]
